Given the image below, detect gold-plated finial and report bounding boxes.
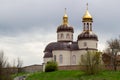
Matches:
[65,8,67,14]
[63,8,68,17]
[63,8,68,25]
[86,3,88,10]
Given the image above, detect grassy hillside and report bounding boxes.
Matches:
[26,70,120,80]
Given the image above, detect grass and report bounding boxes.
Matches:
[12,72,28,78]
[26,70,120,80]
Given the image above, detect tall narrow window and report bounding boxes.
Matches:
[84,42,87,47]
[57,34,59,39]
[81,55,83,62]
[54,55,56,62]
[72,34,73,39]
[61,34,64,38]
[72,55,76,64]
[96,43,97,48]
[59,55,63,64]
[66,34,70,39]
[90,23,92,31]
[87,23,89,30]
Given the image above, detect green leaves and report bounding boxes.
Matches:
[45,61,58,72]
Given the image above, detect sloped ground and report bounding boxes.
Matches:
[26,70,120,80]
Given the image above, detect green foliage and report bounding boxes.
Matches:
[45,61,58,72]
[0,51,13,80]
[26,70,120,80]
[81,51,102,75]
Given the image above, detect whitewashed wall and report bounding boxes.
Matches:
[57,31,73,42]
[78,40,98,49]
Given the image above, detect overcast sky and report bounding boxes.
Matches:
[0,0,119,66]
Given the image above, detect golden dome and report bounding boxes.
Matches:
[83,10,92,19]
[82,3,93,22]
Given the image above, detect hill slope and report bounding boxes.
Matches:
[26,70,120,80]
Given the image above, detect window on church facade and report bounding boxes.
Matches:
[96,43,97,48]
[81,55,83,62]
[84,23,86,31]
[59,55,63,64]
[66,33,70,39]
[90,23,92,31]
[57,34,59,39]
[61,34,64,38]
[71,34,73,39]
[87,23,89,30]
[72,55,76,64]
[84,42,87,47]
[54,55,56,62]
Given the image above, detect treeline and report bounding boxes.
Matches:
[0,51,23,80]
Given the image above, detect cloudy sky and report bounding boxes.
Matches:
[0,0,119,66]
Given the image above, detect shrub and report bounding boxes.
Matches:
[45,61,58,72]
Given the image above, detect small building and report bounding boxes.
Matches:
[23,64,42,73]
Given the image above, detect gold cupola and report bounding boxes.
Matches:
[63,8,68,25]
[82,3,93,22]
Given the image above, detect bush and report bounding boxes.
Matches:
[45,61,58,72]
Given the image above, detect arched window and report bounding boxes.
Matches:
[81,55,84,62]
[57,34,59,39]
[72,55,76,64]
[59,55,63,64]
[96,43,97,48]
[90,23,92,31]
[66,34,70,39]
[84,23,86,31]
[61,33,64,38]
[54,55,56,62]
[72,34,73,39]
[87,23,89,30]
[84,42,87,47]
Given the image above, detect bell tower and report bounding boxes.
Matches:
[77,3,98,50]
[82,3,93,32]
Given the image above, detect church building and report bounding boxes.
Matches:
[43,4,98,70]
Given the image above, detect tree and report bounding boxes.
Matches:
[81,51,102,75]
[105,36,120,71]
[0,51,13,80]
[17,57,23,73]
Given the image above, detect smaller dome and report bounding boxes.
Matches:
[78,31,98,41]
[44,42,79,52]
[43,52,53,58]
[57,25,74,33]
[44,42,71,52]
[43,42,79,58]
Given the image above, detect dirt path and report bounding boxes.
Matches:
[14,76,26,80]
